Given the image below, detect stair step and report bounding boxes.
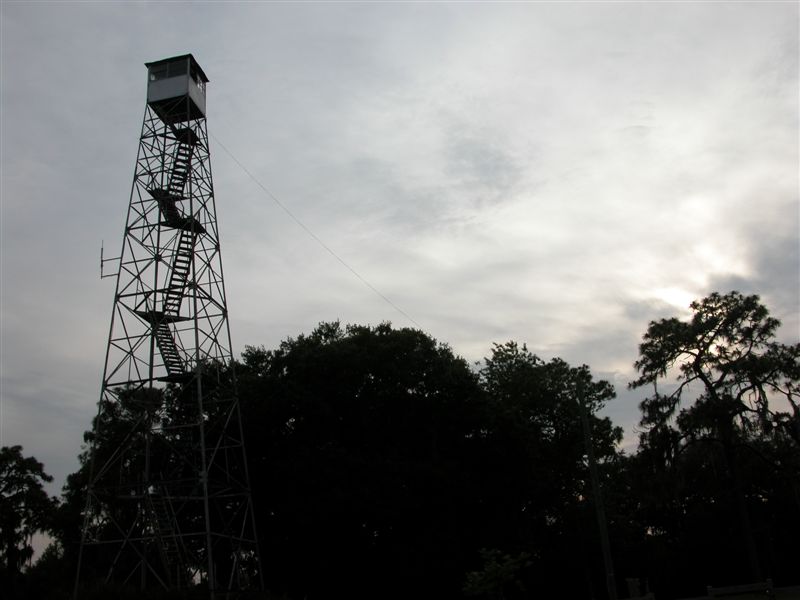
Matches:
[147,491,186,586]
[154,323,184,374]
[159,230,197,317]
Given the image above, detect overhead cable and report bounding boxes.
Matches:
[210,133,421,329]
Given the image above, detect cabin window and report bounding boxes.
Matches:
[149,64,168,81]
[149,60,188,82]
[189,65,206,95]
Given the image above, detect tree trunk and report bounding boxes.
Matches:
[721,433,761,581]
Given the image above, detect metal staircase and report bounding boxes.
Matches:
[146,489,186,587]
[150,128,202,231]
[147,129,203,379]
[154,321,185,376]
[162,231,194,316]
[166,128,196,197]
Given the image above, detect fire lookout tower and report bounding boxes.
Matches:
[75,55,262,598]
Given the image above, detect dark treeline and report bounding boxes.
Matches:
[3,291,799,599]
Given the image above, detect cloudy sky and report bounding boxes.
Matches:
[1,1,798,497]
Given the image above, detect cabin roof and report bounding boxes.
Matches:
[145,54,209,83]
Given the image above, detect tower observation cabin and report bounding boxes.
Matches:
[145,54,208,124]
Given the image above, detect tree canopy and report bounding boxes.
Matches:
[631,291,799,447]
[237,322,487,598]
[230,325,624,599]
[22,292,800,599]
[629,291,800,589]
[0,445,57,591]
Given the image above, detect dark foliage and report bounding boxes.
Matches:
[27,293,800,599]
[237,322,488,598]
[0,445,58,596]
[625,291,800,598]
[235,325,622,599]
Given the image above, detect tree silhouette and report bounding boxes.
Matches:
[45,311,796,598]
[236,322,488,599]
[479,342,622,598]
[0,445,57,592]
[630,291,800,584]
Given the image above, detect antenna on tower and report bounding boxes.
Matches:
[99,240,120,279]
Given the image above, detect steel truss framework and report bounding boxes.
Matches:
[75,93,262,599]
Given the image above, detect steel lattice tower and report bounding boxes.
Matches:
[75,55,262,598]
